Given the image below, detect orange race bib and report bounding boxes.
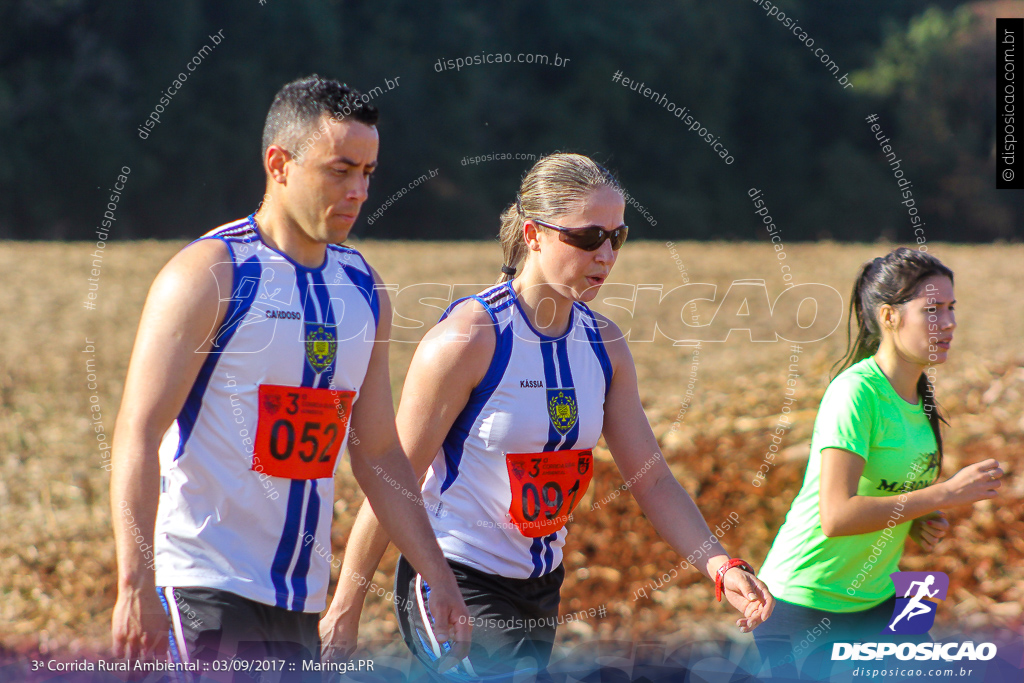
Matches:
[252,384,355,480]
[505,449,593,538]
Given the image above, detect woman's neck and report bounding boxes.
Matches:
[873,342,926,405]
[512,270,575,338]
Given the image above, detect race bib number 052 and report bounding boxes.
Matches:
[253,384,355,480]
[505,449,593,538]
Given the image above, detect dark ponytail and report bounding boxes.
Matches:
[832,247,954,466]
[916,372,944,464]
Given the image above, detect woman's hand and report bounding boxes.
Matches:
[721,568,775,633]
[941,459,1003,507]
[909,511,949,552]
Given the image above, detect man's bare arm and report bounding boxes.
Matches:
[337,272,473,661]
[110,239,232,658]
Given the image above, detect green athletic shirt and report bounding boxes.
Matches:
[758,357,940,612]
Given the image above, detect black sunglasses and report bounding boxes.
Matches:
[530,218,629,251]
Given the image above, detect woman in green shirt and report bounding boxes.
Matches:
[754,248,1003,676]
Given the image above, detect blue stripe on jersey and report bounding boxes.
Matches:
[541,531,558,574]
[275,273,329,610]
[439,302,514,495]
[289,480,321,611]
[175,254,261,460]
[528,537,544,577]
[578,304,613,395]
[309,269,338,389]
[297,271,319,387]
[534,341,560,575]
[554,337,574,388]
[270,480,307,608]
[535,339,579,576]
[540,341,562,453]
[539,340,559,388]
[555,337,580,449]
[338,251,380,330]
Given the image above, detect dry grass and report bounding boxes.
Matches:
[0,240,1021,658]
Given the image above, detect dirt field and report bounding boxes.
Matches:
[1,240,1021,658]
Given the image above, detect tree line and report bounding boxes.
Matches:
[0,0,1018,242]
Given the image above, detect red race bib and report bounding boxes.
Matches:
[505,449,593,538]
[252,384,355,480]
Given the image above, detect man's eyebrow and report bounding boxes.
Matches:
[331,156,377,168]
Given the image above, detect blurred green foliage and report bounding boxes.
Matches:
[0,0,1018,242]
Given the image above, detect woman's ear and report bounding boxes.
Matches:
[524,220,542,252]
[877,303,901,332]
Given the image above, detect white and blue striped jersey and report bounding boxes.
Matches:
[420,282,613,579]
[154,215,380,613]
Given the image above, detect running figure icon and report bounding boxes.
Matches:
[888,574,939,630]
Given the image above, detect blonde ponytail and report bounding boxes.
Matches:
[496,153,620,283]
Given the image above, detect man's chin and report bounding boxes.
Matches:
[326,220,355,244]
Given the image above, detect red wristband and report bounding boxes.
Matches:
[715,559,755,602]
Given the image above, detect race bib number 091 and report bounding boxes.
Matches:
[505,449,593,538]
[253,384,355,480]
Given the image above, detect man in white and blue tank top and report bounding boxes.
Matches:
[110,75,471,675]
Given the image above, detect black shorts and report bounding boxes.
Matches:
[394,555,564,682]
[157,586,320,683]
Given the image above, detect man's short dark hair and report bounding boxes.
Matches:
[261,74,379,159]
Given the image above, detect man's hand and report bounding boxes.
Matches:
[319,608,361,663]
[721,568,775,633]
[112,585,169,660]
[909,511,949,552]
[110,240,230,660]
[425,572,473,672]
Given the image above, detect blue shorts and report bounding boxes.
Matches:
[752,595,929,680]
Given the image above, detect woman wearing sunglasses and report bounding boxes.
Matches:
[320,153,774,680]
